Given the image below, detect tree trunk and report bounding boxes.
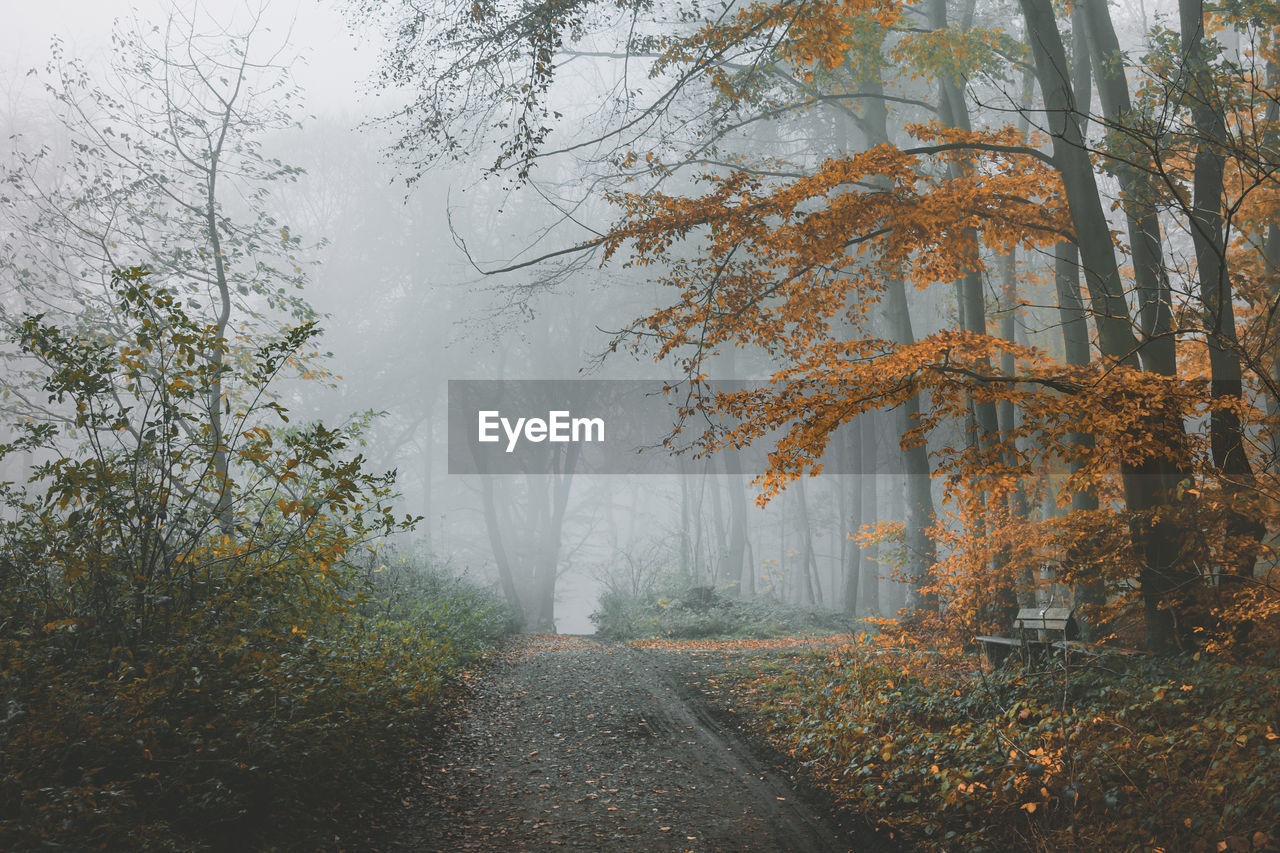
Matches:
[795,477,820,606]
[530,441,579,631]
[842,420,864,615]
[479,474,523,619]
[1267,220,1280,474]
[930,0,1000,448]
[204,140,235,536]
[859,422,881,617]
[1056,12,1107,634]
[1080,0,1177,376]
[717,347,750,596]
[421,393,434,555]
[1021,0,1192,652]
[777,501,787,601]
[847,38,938,614]
[886,463,908,615]
[1178,0,1263,580]
[1267,62,1280,475]
[709,458,728,588]
[1055,242,1107,635]
[679,457,693,581]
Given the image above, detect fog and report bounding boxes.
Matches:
[6,1,1279,848]
[1,0,1247,642]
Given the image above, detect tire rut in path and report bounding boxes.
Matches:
[387,636,863,852]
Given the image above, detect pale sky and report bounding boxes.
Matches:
[1,0,375,117]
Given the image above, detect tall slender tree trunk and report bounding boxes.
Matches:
[1021,0,1193,652]
[719,351,750,596]
[842,420,864,615]
[530,442,579,631]
[795,477,820,605]
[1267,219,1280,473]
[777,502,787,601]
[1178,0,1264,580]
[860,428,881,617]
[861,539,881,617]
[709,464,728,588]
[1080,0,1177,376]
[679,457,693,581]
[930,0,1000,447]
[1055,241,1107,635]
[1266,62,1280,475]
[723,447,749,595]
[421,394,434,555]
[1053,10,1108,634]
[688,460,710,586]
[204,140,234,536]
[886,462,908,615]
[997,248,1034,612]
[479,474,523,620]
[854,66,938,613]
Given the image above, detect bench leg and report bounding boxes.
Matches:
[982,642,1012,670]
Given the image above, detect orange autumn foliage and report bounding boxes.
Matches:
[599,0,1280,656]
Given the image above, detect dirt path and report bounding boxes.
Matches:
[377,636,886,853]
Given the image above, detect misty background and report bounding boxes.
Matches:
[0,0,1168,634]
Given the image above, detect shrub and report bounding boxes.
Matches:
[742,643,1280,852]
[0,271,511,849]
[591,587,860,640]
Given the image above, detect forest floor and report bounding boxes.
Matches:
[353,634,896,853]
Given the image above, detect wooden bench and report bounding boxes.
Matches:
[975,605,1079,669]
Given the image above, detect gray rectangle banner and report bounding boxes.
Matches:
[447,380,901,476]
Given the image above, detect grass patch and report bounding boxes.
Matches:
[591,587,862,641]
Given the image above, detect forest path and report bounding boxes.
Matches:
[378,635,880,853]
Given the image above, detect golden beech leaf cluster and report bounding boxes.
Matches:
[654,0,903,90]
[604,126,1068,363]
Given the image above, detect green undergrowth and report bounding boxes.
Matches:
[728,643,1280,852]
[590,587,860,640]
[0,272,516,850]
[0,551,513,851]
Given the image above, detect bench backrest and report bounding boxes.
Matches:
[1014,606,1076,637]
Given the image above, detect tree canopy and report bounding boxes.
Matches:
[357,0,1280,654]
